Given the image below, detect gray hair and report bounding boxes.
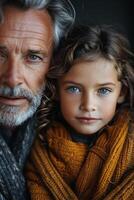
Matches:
[0,0,75,48]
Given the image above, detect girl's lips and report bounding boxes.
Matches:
[76,117,101,124]
[0,96,28,106]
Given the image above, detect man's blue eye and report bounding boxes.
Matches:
[0,52,7,63]
[26,54,43,64]
[66,86,80,94]
[28,54,42,61]
[98,88,112,96]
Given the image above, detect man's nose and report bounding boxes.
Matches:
[1,58,23,88]
[80,93,96,112]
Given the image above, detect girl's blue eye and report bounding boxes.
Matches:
[66,86,81,94]
[98,88,112,96]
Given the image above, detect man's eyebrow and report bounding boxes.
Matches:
[27,49,48,56]
[0,45,8,55]
[0,45,8,51]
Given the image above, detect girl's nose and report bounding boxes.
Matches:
[80,93,96,112]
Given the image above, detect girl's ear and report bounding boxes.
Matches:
[117,87,127,104]
[117,95,125,103]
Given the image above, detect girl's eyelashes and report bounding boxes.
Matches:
[65,85,81,94]
[64,85,113,96]
[97,87,113,96]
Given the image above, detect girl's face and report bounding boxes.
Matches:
[59,57,124,135]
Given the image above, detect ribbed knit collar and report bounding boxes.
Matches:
[34,109,133,199]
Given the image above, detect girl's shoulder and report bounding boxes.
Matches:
[126,108,134,137]
[39,121,71,143]
[128,119,134,138]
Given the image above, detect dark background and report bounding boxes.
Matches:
[71,0,134,51]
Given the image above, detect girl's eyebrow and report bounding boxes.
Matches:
[62,81,116,85]
[61,80,82,86]
[97,82,116,86]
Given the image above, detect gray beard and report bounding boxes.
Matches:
[0,86,44,127]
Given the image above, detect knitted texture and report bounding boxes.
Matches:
[26,110,134,200]
[0,116,37,200]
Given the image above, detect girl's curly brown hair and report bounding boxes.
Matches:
[38,25,134,131]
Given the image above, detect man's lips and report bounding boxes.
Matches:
[0,96,28,106]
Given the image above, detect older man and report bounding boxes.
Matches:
[0,0,75,199]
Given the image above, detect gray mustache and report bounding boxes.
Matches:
[0,86,34,101]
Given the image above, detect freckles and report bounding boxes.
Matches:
[106,107,116,117]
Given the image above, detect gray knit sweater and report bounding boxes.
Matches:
[0,116,37,200]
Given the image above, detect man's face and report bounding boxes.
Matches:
[0,6,53,127]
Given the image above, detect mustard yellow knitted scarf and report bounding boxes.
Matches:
[26,110,134,200]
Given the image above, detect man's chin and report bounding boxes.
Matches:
[0,90,43,127]
[0,109,35,128]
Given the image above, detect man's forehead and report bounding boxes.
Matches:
[0,5,53,35]
[0,21,51,38]
[0,6,54,48]
[1,21,50,32]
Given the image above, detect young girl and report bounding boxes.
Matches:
[26,25,134,200]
